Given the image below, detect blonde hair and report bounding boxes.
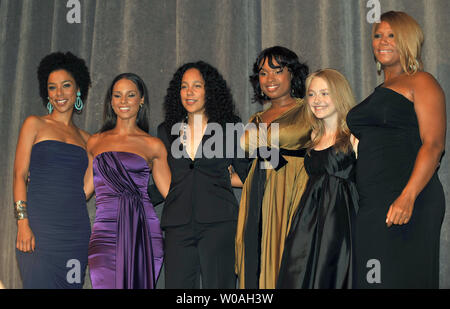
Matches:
[373,11,424,75]
[304,69,356,154]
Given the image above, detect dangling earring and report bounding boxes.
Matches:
[75,91,83,111]
[409,59,419,72]
[47,98,53,114]
[376,61,382,74]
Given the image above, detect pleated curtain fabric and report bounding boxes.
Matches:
[0,0,449,288]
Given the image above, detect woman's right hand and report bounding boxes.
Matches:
[13,115,39,253]
[16,219,35,252]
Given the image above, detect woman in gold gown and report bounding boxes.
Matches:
[235,46,311,289]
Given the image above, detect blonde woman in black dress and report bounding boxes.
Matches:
[277,69,358,288]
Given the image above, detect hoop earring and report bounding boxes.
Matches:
[376,61,382,74]
[75,91,83,111]
[47,99,53,114]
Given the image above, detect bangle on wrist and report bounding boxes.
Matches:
[14,200,28,220]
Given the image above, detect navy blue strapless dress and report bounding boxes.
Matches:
[16,140,91,289]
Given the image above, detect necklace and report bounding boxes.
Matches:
[181,116,188,147]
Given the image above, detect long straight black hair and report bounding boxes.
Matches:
[100,73,150,133]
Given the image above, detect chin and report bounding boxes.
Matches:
[185,107,204,115]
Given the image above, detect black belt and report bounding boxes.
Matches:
[252,147,306,171]
[243,147,306,288]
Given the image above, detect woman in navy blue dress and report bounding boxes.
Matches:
[13,52,92,288]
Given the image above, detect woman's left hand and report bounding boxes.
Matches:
[386,193,415,227]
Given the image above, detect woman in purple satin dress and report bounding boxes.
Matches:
[85,73,171,289]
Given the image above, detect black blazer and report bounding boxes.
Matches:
[156,122,250,228]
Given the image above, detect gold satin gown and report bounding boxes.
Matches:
[235,98,310,289]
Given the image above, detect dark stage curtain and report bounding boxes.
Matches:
[1,0,449,288]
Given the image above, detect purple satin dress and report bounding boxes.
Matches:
[88,151,163,289]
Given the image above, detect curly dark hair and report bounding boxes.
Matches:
[100,73,150,133]
[163,61,241,136]
[37,51,91,112]
[250,46,309,104]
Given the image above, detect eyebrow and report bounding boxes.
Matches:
[48,80,73,85]
[259,67,283,72]
[112,90,138,93]
[309,88,329,92]
[181,80,204,84]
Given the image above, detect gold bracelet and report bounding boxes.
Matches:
[14,200,28,220]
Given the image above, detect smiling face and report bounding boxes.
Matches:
[47,69,78,114]
[111,78,144,120]
[258,57,292,101]
[306,77,337,121]
[180,68,206,116]
[372,21,401,68]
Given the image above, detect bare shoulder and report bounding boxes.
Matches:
[20,115,47,138]
[22,115,44,129]
[143,134,166,151]
[86,132,102,153]
[16,115,45,147]
[78,128,91,144]
[409,71,445,108]
[142,135,167,159]
[412,72,443,94]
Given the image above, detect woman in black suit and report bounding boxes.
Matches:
[157,61,249,288]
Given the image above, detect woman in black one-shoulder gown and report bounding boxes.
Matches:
[346,11,446,288]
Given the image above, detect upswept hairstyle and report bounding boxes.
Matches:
[250,46,309,104]
[163,61,241,135]
[37,51,91,112]
[304,69,356,154]
[373,11,424,75]
[100,73,150,133]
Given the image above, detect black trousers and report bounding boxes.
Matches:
[164,219,237,289]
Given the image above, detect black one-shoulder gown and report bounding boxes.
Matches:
[347,87,445,288]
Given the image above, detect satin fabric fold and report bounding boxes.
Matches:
[236,99,310,289]
[90,152,160,289]
[244,147,306,288]
[277,148,358,289]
